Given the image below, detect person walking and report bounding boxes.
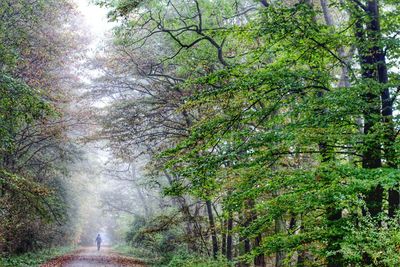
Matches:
[95,233,102,251]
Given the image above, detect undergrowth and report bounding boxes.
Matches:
[0,246,76,267]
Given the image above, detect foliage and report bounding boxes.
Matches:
[92,0,400,266]
[121,215,189,265]
[341,216,400,266]
[167,250,230,267]
[0,246,76,267]
[0,0,86,257]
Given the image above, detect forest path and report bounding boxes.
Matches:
[41,247,145,267]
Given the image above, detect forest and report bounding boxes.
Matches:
[1,0,400,266]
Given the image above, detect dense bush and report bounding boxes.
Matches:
[121,215,188,265]
[166,249,230,267]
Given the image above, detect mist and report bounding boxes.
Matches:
[2,0,400,266]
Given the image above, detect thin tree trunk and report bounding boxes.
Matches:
[135,187,151,217]
[389,187,400,218]
[254,233,265,267]
[163,170,205,253]
[227,213,233,261]
[245,198,266,267]
[221,218,227,256]
[243,238,251,267]
[206,199,219,259]
[318,2,346,265]
[297,216,305,267]
[239,213,251,267]
[275,216,286,267]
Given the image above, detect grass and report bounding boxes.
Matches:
[166,252,231,267]
[112,244,158,264]
[0,246,76,267]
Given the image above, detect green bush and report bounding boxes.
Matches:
[117,215,234,266]
[122,215,188,265]
[341,215,400,266]
[167,249,230,267]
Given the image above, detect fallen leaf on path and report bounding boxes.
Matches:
[40,250,146,267]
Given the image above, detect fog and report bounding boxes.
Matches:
[64,0,157,247]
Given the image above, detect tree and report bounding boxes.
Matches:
[92,0,400,266]
[0,0,87,254]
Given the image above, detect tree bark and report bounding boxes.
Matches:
[319,2,346,266]
[275,216,286,267]
[326,209,343,267]
[254,233,265,267]
[375,6,399,218]
[221,218,227,256]
[246,199,266,267]
[227,213,233,261]
[358,0,384,218]
[243,238,251,267]
[206,199,219,258]
[239,212,251,267]
[297,216,306,267]
[354,1,393,264]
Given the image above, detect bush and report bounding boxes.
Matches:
[341,215,400,266]
[123,215,187,265]
[0,246,75,267]
[118,215,234,266]
[167,249,230,267]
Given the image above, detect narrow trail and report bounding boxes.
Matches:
[41,247,145,267]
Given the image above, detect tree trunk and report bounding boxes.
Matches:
[227,213,233,261]
[239,213,251,267]
[206,199,219,258]
[221,218,227,256]
[377,11,398,218]
[318,2,346,264]
[297,251,306,267]
[254,233,265,267]
[389,187,400,218]
[243,238,251,267]
[354,1,392,264]
[135,187,151,217]
[357,0,384,218]
[326,208,343,267]
[163,170,206,253]
[275,216,286,267]
[297,217,305,267]
[245,198,265,267]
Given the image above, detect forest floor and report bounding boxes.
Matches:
[40,247,145,267]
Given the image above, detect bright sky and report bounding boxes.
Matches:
[71,1,113,181]
[72,1,114,106]
[73,0,112,47]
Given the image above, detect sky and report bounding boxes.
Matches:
[73,0,112,48]
[70,1,112,164]
[72,0,115,108]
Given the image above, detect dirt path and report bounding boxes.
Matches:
[41,247,145,267]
